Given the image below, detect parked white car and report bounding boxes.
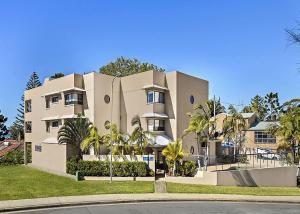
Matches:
[257,148,280,160]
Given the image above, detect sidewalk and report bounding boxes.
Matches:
[1,194,300,212]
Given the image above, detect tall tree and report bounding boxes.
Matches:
[99,57,165,77]
[0,112,9,141]
[57,116,91,159]
[10,72,42,140]
[242,95,267,120]
[281,98,300,113]
[269,106,300,163]
[26,72,42,89]
[227,104,238,115]
[264,92,281,121]
[50,73,65,80]
[286,23,300,45]
[130,115,150,154]
[222,112,246,154]
[206,97,225,117]
[185,104,213,155]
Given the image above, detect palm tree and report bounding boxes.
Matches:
[57,115,91,159]
[81,125,106,155]
[131,115,150,155]
[103,123,129,155]
[222,112,246,156]
[184,104,213,156]
[269,106,300,163]
[162,139,184,176]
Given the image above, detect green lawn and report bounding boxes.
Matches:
[0,165,154,201]
[167,182,300,196]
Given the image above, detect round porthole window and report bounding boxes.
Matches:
[104,95,110,104]
[104,121,110,130]
[190,95,194,104]
[190,146,195,154]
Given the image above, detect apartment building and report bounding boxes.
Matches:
[24,70,208,173]
[213,112,280,155]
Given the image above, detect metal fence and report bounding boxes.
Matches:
[187,152,298,172]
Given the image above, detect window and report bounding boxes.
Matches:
[65,93,83,105]
[51,96,59,103]
[190,95,194,104]
[190,146,195,154]
[147,119,165,131]
[104,95,110,104]
[147,91,154,103]
[52,121,59,128]
[25,100,32,113]
[46,98,50,108]
[255,131,276,144]
[25,121,32,133]
[104,121,110,130]
[147,91,165,104]
[46,121,50,133]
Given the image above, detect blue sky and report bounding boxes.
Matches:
[0,0,300,125]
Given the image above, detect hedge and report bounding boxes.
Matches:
[67,159,153,177]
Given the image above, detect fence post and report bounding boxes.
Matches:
[260,157,261,168]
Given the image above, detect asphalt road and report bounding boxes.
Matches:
[8,201,300,214]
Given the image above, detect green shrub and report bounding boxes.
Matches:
[182,161,198,176]
[237,154,249,164]
[67,159,152,177]
[286,153,300,165]
[177,161,197,177]
[0,149,24,165]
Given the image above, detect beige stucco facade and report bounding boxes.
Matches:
[24,70,208,173]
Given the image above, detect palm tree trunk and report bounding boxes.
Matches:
[173,161,176,176]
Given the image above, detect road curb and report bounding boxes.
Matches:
[1,194,300,212]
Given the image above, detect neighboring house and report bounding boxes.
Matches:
[245,121,280,151]
[0,140,22,157]
[212,112,279,154]
[24,70,209,173]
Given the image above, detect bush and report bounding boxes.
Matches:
[67,159,153,177]
[177,161,198,177]
[286,153,300,165]
[0,149,24,165]
[237,154,249,164]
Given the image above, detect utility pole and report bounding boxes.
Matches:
[110,72,121,183]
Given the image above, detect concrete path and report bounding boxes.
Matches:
[1,194,300,212]
[154,180,167,193]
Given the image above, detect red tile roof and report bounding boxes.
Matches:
[0,140,22,157]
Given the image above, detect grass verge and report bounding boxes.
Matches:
[0,165,154,201]
[167,182,300,196]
